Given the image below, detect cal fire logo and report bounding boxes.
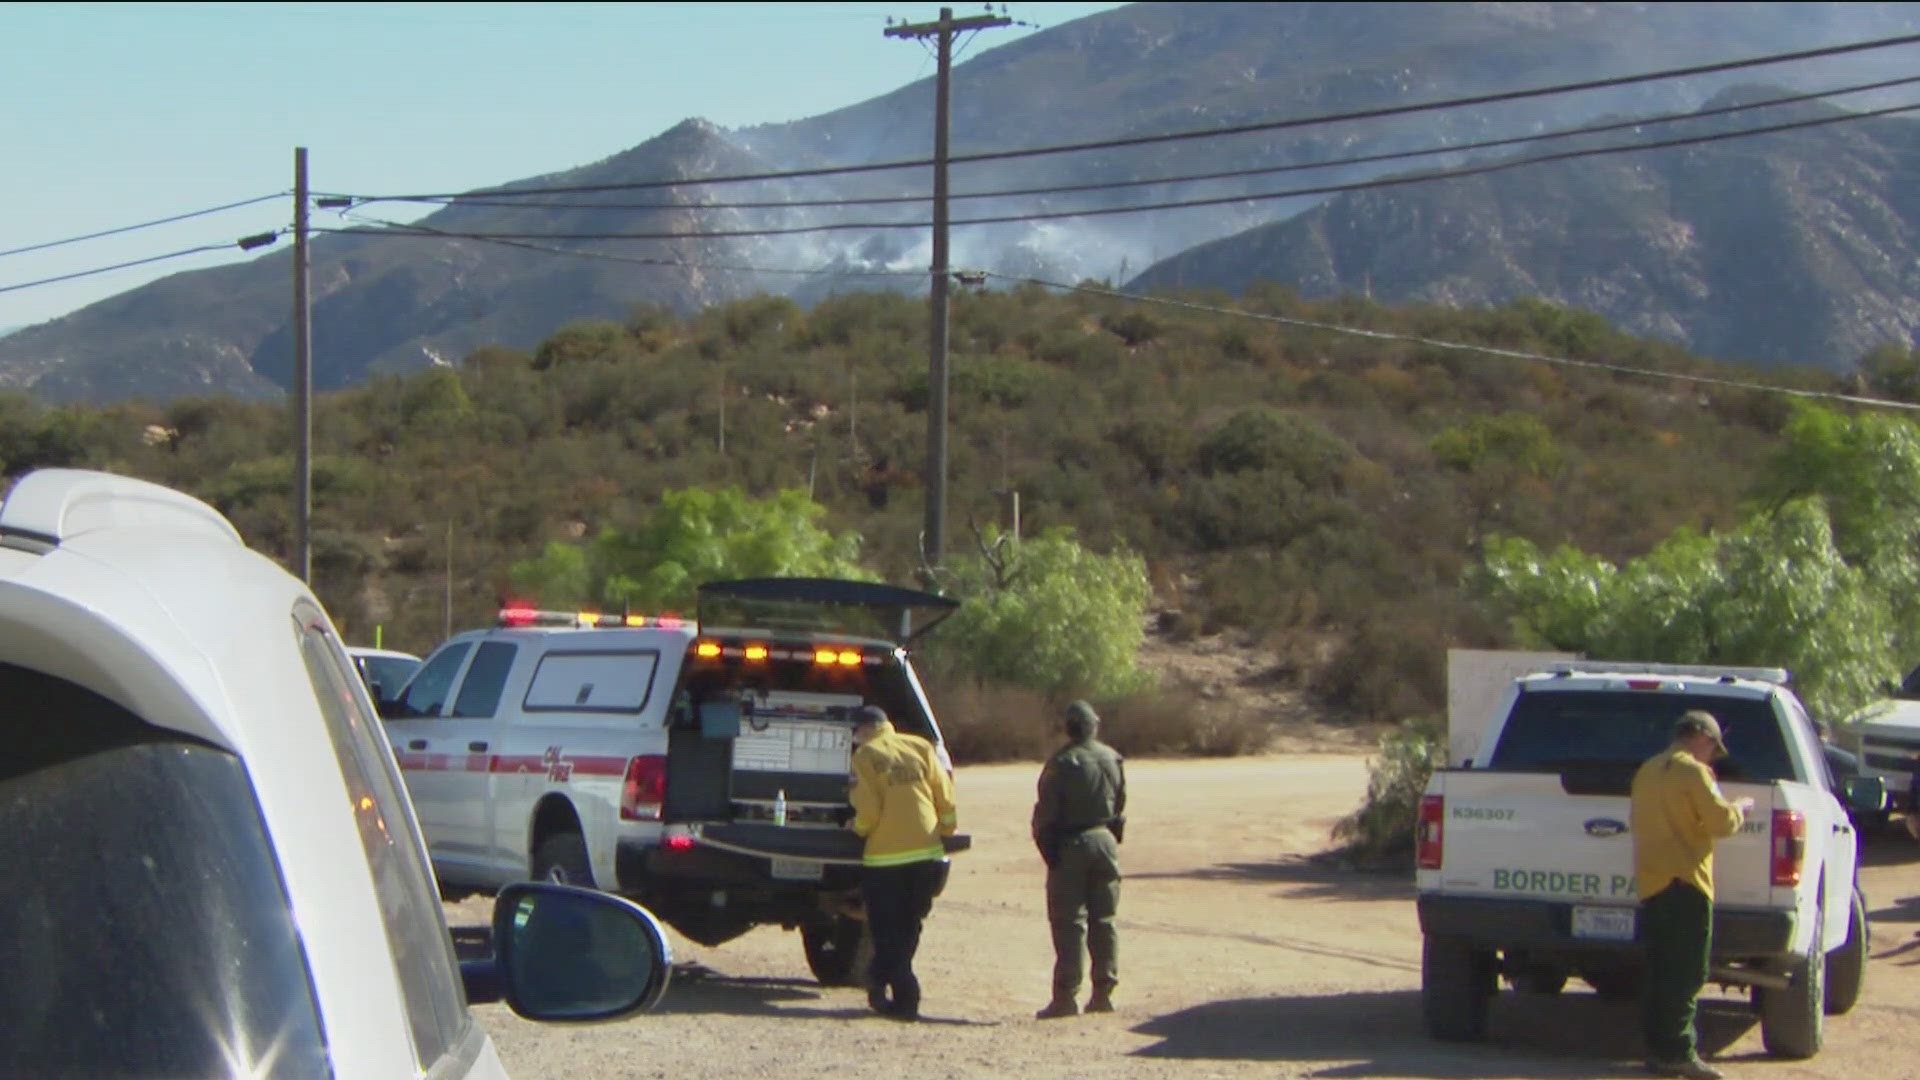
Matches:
[542,746,574,783]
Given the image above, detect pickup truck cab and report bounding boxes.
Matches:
[1417,661,1885,1059]
[1842,663,1920,826]
[382,577,970,985]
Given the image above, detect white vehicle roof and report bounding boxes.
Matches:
[0,469,493,1077]
[350,644,423,661]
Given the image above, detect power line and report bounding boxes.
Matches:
[0,194,285,260]
[340,212,922,278]
[329,30,1920,203]
[366,72,1920,216]
[0,235,280,296]
[315,96,1920,244]
[987,271,1920,413]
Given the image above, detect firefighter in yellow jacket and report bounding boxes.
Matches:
[849,704,956,1020]
[1630,710,1754,1080]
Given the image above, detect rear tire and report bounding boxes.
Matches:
[1759,903,1825,1058]
[1824,888,1867,1016]
[802,915,873,987]
[1422,935,1495,1041]
[531,831,596,889]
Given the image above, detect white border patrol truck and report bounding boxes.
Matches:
[1416,661,1886,1059]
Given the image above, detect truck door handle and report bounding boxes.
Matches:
[468,741,489,752]
[408,739,427,751]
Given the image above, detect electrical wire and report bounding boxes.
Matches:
[0,194,286,260]
[340,213,923,278]
[328,30,1920,203]
[373,72,1920,215]
[985,271,1920,413]
[316,96,1920,243]
[0,238,272,296]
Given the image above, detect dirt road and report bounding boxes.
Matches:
[457,753,1920,1079]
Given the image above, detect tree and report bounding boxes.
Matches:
[509,486,868,613]
[1858,342,1920,404]
[924,526,1154,700]
[1470,403,1920,721]
[1475,497,1893,723]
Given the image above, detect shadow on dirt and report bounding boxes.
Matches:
[1129,988,1761,1079]
[651,964,996,1024]
[1128,853,1415,902]
[1858,829,1919,868]
[1869,892,1920,924]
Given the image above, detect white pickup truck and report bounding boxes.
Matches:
[1417,661,1887,1059]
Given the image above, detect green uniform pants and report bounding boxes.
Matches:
[1046,827,1121,996]
[1641,880,1712,1061]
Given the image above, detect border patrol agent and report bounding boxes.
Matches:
[1032,700,1127,1019]
[1630,710,1754,1080]
[849,704,957,1021]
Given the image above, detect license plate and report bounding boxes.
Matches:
[770,857,824,881]
[1572,905,1636,941]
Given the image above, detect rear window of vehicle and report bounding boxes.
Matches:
[525,650,659,713]
[0,662,329,1078]
[1490,689,1793,782]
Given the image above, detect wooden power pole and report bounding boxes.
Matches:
[885,5,1011,570]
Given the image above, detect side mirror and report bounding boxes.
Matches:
[459,882,673,1021]
[1844,776,1888,815]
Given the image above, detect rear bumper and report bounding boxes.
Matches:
[1417,893,1795,960]
[616,825,970,895]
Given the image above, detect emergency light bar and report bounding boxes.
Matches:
[692,639,880,666]
[1542,661,1790,685]
[494,607,882,668]
[496,606,688,630]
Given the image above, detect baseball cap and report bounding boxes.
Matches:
[1674,709,1729,759]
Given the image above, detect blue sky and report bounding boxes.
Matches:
[0,1,1125,332]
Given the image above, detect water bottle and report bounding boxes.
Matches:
[772,789,788,827]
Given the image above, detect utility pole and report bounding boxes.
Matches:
[292,146,312,585]
[885,5,1011,570]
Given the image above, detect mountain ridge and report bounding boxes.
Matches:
[8,2,1920,401]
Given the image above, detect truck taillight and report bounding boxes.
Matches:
[1417,795,1445,870]
[622,755,668,821]
[1770,808,1806,886]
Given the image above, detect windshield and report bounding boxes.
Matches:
[1490,688,1794,783]
[0,661,329,1077]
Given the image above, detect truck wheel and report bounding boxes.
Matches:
[802,915,872,987]
[532,832,596,890]
[1823,888,1868,1016]
[1759,903,1825,1058]
[1422,935,1495,1041]
[1510,959,1568,995]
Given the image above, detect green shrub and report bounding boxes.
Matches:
[1196,408,1352,482]
[1332,715,1443,861]
[926,527,1154,700]
[533,321,636,370]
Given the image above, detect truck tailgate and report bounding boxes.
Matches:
[1427,771,1775,911]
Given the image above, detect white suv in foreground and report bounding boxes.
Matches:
[0,469,672,1078]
